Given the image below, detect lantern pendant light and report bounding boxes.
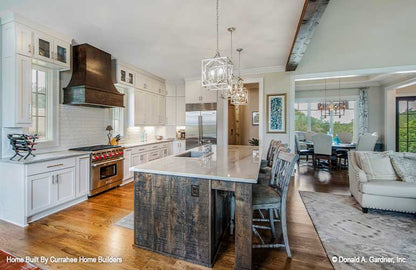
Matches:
[201,0,233,91]
[231,48,248,105]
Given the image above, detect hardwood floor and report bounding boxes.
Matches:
[0,165,349,270]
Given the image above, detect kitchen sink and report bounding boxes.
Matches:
[174,151,205,158]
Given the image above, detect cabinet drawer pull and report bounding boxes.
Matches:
[56,174,59,184]
[138,148,146,151]
[151,153,158,157]
[47,163,64,168]
[52,175,55,184]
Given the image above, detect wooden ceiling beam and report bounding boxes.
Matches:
[285,0,330,72]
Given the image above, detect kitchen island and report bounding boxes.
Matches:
[131,145,260,269]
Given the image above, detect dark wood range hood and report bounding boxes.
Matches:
[63,44,124,108]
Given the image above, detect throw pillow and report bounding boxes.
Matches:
[390,155,416,183]
[355,151,398,181]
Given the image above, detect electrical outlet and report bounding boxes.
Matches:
[191,185,199,197]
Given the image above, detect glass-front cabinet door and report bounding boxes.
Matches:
[34,32,53,62]
[54,39,70,68]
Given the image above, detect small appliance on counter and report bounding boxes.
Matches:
[177,129,186,140]
[7,134,38,161]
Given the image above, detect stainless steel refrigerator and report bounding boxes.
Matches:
[186,103,217,150]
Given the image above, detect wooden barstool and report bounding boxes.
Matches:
[252,151,299,258]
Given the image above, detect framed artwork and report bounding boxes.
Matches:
[266,93,286,133]
[252,111,259,126]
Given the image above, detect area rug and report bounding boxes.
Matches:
[0,250,41,270]
[115,212,134,230]
[300,191,416,270]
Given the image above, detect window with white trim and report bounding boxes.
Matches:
[29,68,49,139]
[112,88,125,137]
[29,65,57,146]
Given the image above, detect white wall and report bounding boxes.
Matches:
[296,0,416,74]
[243,72,291,156]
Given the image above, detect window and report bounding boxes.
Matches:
[396,97,416,152]
[112,87,125,136]
[29,68,48,139]
[29,65,57,146]
[295,103,308,132]
[295,100,356,140]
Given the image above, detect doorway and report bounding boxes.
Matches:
[228,83,259,145]
[396,96,416,152]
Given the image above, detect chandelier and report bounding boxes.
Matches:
[231,48,248,105]
[318,79,346,118]
[201,0,233,91]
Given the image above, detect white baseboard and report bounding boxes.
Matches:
[120,177,133,186]
[26,196,88,225]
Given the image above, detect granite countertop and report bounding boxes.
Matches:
[130,145,260,183]
[0,150,89,164]
[120,139,173,149]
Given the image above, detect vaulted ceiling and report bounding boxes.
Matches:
[2,0,304,80]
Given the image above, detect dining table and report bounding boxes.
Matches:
[303,141,357,150]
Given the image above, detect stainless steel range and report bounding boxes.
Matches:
[69,145,124,196]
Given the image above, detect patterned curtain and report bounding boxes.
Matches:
[358,88,369,136]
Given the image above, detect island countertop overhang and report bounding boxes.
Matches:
[130,145,260,184]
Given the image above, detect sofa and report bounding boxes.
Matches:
[348,151,416,213]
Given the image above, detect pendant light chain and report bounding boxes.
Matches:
[216,0,219,54]
[238,50,241,77]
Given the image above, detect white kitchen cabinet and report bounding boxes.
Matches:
[53,38,70,68]
[2,54,32,127]
[185,80,218,104]
[76,156,90,197]
[132,152,148,167]
[134,90,147,125]
[15,23,33,57]
[27,172,54,216]
[176,83,185,97]
[122,143,168,182]
[166,82,176,97]
[176,97,186,126]
[33,31,53,62]
[16,55,33,125]
[55,167,76,205]
[113,60,135,87]
[172,140,186,154]
[27,166,76,216]
[157,81,166,95]
[33,31,71,69]
[123,148,133,181]
[158,95,166,125]
[165,96,177,125]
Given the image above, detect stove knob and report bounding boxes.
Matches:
[112,153,116,156]
[92,156,97,161]
[101,155,105,159]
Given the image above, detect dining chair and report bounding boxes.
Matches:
[311,134,334,169]
[295,134,314,165]
[260,139,280,169]
[251,150,299,258]
[356,133,378,151]
[338,132,353,144]
[304,131,316,142]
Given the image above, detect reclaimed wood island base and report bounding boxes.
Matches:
[131,146,260,269]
